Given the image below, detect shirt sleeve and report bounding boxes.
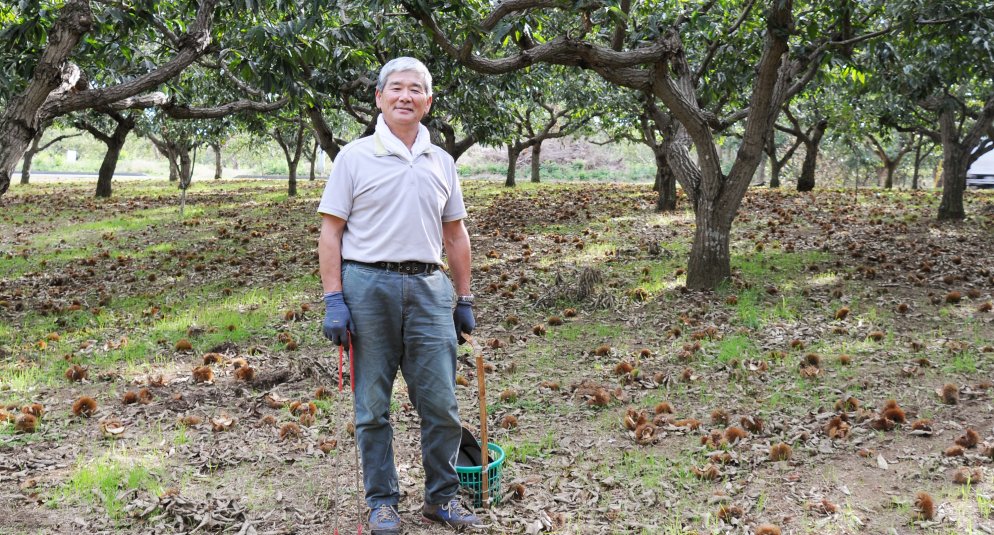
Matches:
[440,156,467,222]
[317,154,354,220]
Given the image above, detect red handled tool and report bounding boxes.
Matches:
[336,333,362,534]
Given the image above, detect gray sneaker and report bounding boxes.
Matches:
[368,504,401,535]
[422,498,483,529]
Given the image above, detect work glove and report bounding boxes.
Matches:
[323,292,354,346]
[453,299,475,345]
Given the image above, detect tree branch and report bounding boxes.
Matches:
[160,96,287,119]
[610,0,631,52]
[38,132,82,152]
[219,68,267,98]
[75,119,112,144]
[480,0,570,32]
[694,0,757,83]
[405,2,681,76]
[41,0,220,119]
[305,105,347,155]
[98,92,169,111]
[828,26,892,48]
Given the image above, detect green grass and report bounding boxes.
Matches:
[732,288,762,329]
[0,267,323,393]
[550,321,624,342]
[733,249,833,287]
[0,366,52,393]
[503,431,556,463]
[609,448,702,494]
[768,296,800,321]
[459,161,654,183]
[715,334,760,364]
[539,161,654,183]
[52,452,164,521]
[173,424,190,447]
[943,350,981,374]
[30,207,202,250]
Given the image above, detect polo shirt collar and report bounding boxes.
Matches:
[373,114,433,158]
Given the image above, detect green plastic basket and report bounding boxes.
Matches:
[456,442,505,507]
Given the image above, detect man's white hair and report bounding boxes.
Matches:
[377,57,433,96]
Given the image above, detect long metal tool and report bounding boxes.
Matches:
[464,333,490,508]
[339,334,363,534]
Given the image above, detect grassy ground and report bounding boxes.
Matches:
[1,178,993,534]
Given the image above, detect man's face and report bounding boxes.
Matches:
[375,70,433,130]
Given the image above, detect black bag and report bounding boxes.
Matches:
[456,426,483,467]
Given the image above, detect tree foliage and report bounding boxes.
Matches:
[864,0,994,218]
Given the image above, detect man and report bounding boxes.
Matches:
[317,57,482,534]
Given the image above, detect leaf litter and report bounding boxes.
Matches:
[1,181,993,533]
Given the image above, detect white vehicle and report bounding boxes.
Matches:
[967,147,994,189]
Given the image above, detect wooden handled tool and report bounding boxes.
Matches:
[464,333,490,507]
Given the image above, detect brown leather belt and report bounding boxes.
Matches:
[345,260,439,275]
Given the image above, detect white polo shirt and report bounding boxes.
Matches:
[317,115,467,265]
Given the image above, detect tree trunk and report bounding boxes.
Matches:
[150,136,181,182]
[911,141,922,190]
[0,0,92,197]
[450,136,477,162]
[211,141,222,179]
[95,122,132,198]
[530,141,542,183]
[505,145,520,187]
[937,111,968,220]
[308,140,317,181]
[937,153,967,220]
[653,148,676,211]
[326,144,341,162]
[288,160,298,196]
[20,149,36,185]
[178,147,193,190]
[766,136,782,188]
[95,139,123,197]
[167,155,179,182]
[686,202,732,289]
[796,148,816,191]
[20,130,45,185]
[769,164,781,188]
[796,120,826,192]
[883,163,897,189]
[756,152,767,186]
[274,122,306,197]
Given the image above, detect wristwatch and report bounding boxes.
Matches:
[457,295,475,305]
